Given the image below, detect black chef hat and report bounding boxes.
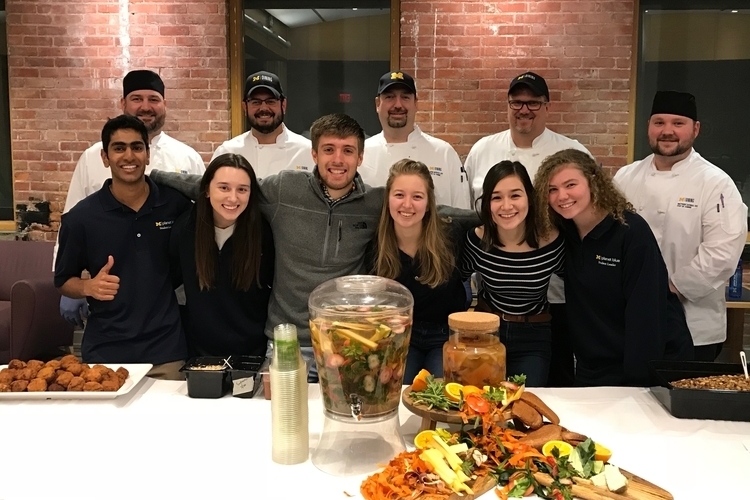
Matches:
[650,91,697,121]
[123,70,165,98]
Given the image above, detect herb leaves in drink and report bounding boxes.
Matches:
[409,376,458,412]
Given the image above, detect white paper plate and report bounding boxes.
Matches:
[0,363,153,400]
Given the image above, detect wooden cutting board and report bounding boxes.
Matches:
[442,470,672,500]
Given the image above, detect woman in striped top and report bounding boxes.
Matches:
[459,160,564,386]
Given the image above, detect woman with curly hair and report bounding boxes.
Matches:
[459,160,564,387]
[534,149,693,387]
[366,159,468,381]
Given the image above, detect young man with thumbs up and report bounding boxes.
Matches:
[55,115,192,379]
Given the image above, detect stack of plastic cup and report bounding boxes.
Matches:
[270,323,309,465]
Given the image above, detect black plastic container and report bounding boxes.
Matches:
[649,360,750,422]
[227,355,265,398]
[181,356,231,399]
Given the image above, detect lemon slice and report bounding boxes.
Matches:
[542,440,574,458]
[594,442,612,462]
[444,382,464,402]
[414,430,439,449]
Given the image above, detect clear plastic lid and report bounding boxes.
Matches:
[308,275,414,316]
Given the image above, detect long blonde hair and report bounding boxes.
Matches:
[533,149,633,237]
[374,159,455,288]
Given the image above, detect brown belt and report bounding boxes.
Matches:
[475,298,552,323]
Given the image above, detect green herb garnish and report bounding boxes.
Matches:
[410,376,458,412]
[508,374,527,386]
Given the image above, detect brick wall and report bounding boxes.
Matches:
[6,0,230,240]
[400,0,634,172]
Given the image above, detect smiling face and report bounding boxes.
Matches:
[490,175,529,233]
[312,134,363,197]
[647,113,699,158]
[121,90,166,136]
[388,173,429,231]
[243,89,286,134]
[207,166,251,229]
[508,87,548,139]
[101,128,150,185]
[547,165,594,223]
[376,87,417,131]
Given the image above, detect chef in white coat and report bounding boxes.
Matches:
[615,91,747,361]
[211,71,313,179]
[358,71,470,208]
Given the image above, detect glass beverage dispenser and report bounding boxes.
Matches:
[308,275,414,476]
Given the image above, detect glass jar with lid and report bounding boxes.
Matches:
[443,311,506,387]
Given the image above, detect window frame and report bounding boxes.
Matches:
[227,0,401,137]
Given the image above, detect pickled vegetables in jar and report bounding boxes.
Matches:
[443,311,506,387]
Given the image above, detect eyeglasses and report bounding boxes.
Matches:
[508,100,546,111]
[246,98,280,107]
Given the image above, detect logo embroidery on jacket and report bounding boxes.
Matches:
[676,197,698,209]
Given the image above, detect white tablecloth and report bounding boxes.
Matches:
[0,380,748,500]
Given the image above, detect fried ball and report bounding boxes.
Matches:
[26,360,45,374]
[56,371,74,388]
[16,368,34,381]
[8,359,25,370]
[60,355,79,369]
[47,383,66,392]
[101,380,119,392]
[44,360,61,370]
[65,363,84,376]
[83,370,103,383]
[67,377,85,392]
[36,366,57,384]
[116,366,130,381]
[0,383,11,392]
[26,378,48,392]
[10,380,29,392]
[0,370,14,385]
[82,381,103,392]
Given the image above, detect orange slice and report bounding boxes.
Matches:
[414,430,439,449]
[594,442,612,462]
[411,369,431,392]
[462,385,483,397]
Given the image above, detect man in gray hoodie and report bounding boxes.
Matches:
[150,113,476,378]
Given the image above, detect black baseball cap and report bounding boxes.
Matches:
[377,71,417,96]
[508,72,550,101]
[244,71,284,99]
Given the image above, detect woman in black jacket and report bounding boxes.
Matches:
[170,153,274,358]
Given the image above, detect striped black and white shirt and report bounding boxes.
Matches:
[459,229,565,315]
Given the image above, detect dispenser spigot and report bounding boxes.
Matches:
[349,393,363,421]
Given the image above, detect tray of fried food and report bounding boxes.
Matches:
[0,356,151,399]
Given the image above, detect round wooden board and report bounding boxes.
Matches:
[401,384,467,424]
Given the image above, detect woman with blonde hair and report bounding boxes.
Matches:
[366,159,467,381]
[459,160,564,387]
[534,148,693,387]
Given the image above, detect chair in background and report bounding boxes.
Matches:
[0,240,74,364]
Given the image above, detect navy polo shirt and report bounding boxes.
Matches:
[55,176,191,365]
[563,211,677,386]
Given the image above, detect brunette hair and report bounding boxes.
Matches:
[310,113,365,153]
[374,159,454,288]
[533,148,633,236]
[101,114,149,154]
[194,153,264,291]
[478,160,539,249]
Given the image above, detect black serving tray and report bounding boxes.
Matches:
[649,360,750,422]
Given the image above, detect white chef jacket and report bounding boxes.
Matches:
[614,149,748,346]
[211,125,313,179]
[54,132,206,268]
[358,126,471,209]
[464,127,591,303]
